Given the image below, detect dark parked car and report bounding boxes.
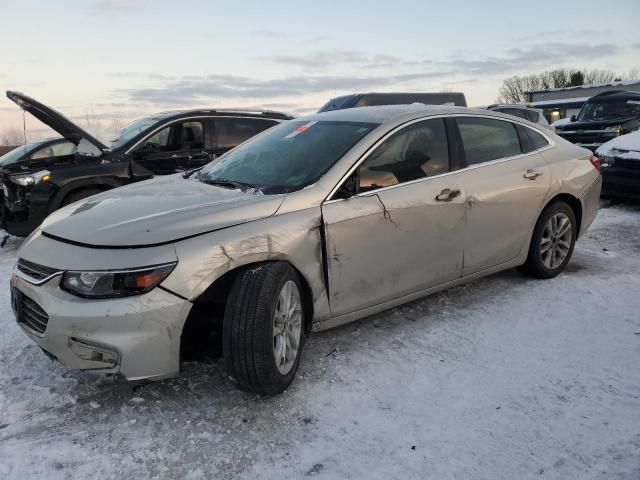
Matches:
[484,104,553,130]
[1,91,293,236]
[555,91,640,151]
[318,92,467,112]
[596,130,640,200]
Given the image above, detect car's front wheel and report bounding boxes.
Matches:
[519,200,577,279]
[223,262,305,394]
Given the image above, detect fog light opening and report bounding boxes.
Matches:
[68,337,119,368]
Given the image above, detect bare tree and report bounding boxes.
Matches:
[582,69,616,85]
[498,68,621,103]
[0,126,29,146]
[626,67,640,80]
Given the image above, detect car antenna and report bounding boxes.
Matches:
[22,110,28,156]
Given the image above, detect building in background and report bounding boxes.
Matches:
[526,80,640,123]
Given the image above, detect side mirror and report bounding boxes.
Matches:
[570,115,576,122]
[334,172,359,200]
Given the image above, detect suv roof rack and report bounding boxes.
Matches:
[155,108,293,120]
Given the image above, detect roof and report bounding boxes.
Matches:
[304,104,481,124]
[527,79,640,95]
[590,90,640,100]
[529,96,591,107]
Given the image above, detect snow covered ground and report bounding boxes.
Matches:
[0,203,639,480]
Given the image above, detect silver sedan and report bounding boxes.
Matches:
[11,105,601,394]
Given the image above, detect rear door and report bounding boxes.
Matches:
[321,117,466,316]
[212,117,279,158]
[453,116,552,275]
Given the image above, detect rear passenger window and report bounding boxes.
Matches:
[359,118,449,191]
[215,118,278,149]
[525,110,540,123]
[525,128,549,150]
[457,117,521,165]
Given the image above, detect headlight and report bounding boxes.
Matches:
[9,170,51,186]
[61,263,176,298]
[602,126,622,136]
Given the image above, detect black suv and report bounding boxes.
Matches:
[1,91,292,236]
[318,92,467,112]
[555,91,640,151]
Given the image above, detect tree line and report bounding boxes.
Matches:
[498,67,640,104]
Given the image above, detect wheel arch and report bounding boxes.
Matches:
[543,192,582,235]
[50,177,125,211]
[179,259,315,361]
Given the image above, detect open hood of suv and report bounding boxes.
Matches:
[41,174,286,247]
[6,91,108,156]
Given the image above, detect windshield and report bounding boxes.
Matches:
[0,143,40,166]
[109,116,161,149]
[577,98,640,122]
[197,120,379,194]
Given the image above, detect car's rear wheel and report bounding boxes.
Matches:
[519,201,577,279]
[223,262,305,394]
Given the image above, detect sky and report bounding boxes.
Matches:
[0,0,639,138]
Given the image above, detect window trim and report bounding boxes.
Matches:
[324,113,554,203]
[357,116,451,194]
[124,116,284,155]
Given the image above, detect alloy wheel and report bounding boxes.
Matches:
[272,280,302,375]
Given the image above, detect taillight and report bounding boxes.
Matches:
[589,155,601,173]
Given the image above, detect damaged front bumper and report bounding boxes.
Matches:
[10,272,192,381]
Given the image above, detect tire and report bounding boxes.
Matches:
[519,201,577,279]
[223,262,305,394]
[61,188,103,206]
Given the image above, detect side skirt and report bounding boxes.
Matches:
[311,256,525,332]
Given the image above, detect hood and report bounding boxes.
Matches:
[41,174,286,247]
[6,91,108,156]
[556,116,638,131]
[596,130,640,156]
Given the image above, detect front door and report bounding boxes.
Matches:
[131,120,209,178]
[321,118,466,317]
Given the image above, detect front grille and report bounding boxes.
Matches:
[17,258,60,282]
[20,295,49,335]
[615,158,640,170]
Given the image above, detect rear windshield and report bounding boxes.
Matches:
[318,96,357,113]
[577,98,640,122]
[197,120,379,194]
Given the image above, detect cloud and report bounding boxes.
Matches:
[444,42,621,76]
[251,29,289,39]
[117,70,452,106]
[93,0,145,13]
[115,41,622,108]
[257,50,415,69]
[257,50,367,68]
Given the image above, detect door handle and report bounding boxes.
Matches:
[523,169,543,180]
[435,188,461,202]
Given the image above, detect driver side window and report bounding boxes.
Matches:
[141,121,204,153]
[358,118,449,192]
